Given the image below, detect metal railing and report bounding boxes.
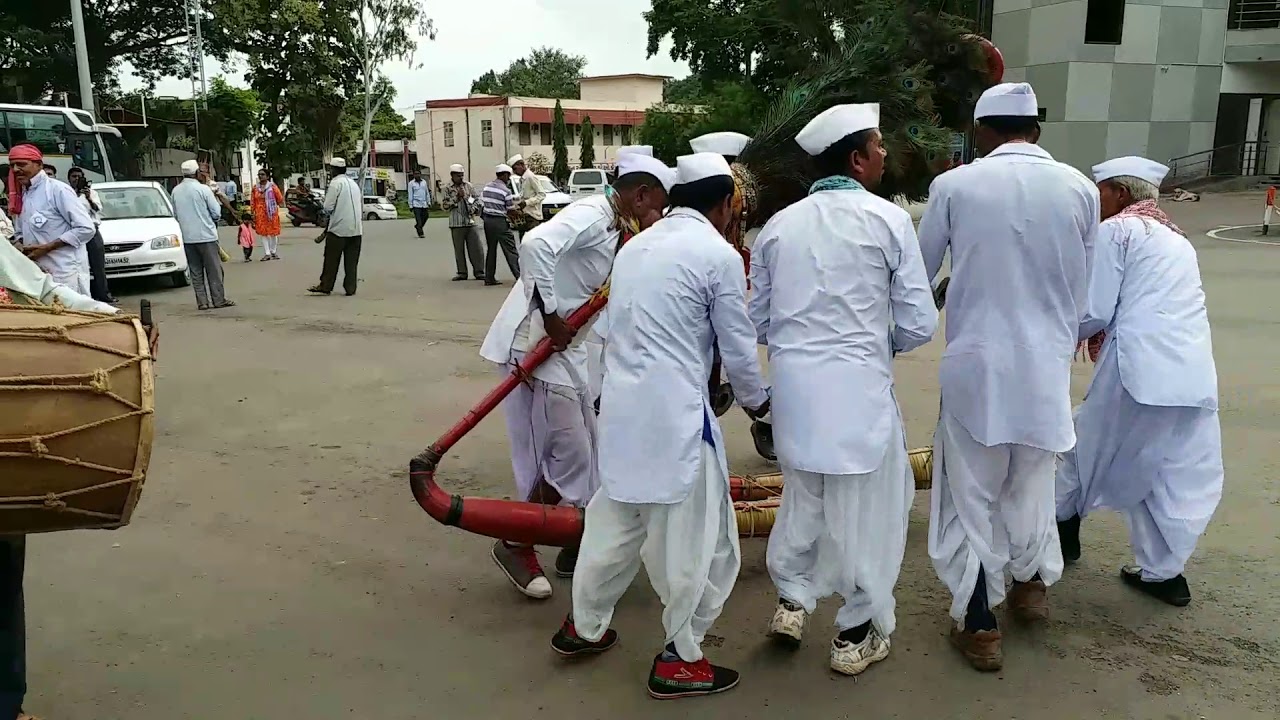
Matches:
[1229,0,1280,30]
[1166,141,1271,187]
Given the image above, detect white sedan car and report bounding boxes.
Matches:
[363,196,398,221]
[95,181,189,288]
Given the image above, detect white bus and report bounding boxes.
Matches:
[0,103,124,188]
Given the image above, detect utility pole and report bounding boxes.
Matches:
[193,0,209,108]
[69,0,96,116]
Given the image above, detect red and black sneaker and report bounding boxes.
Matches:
[550,616,618,657]
[647,653,740,700]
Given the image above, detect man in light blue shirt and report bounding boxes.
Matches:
[171,160,235,309]
[309,158,364,296]
[407,169,431,238]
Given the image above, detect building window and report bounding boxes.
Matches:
[481,119,493,147]
[518,122,532,145]
[538,123,551,145]
[1084,0,1125,45]
[443,121,454,147]
[620,125,632,145]
[603,124,614,144]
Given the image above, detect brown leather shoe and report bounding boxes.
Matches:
[1007,579,1049,621]
[950,625,1003,672]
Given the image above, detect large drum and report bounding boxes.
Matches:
[0,305,155,534]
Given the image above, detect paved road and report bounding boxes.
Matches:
[25,197,1280,719]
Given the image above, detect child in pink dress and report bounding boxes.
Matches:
[237,220,255,262]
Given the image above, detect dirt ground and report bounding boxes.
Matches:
[25,193,1279,719]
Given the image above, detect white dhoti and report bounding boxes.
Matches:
[1056,351,1223,581]
[498,350,597,507]
[766,410,913,635]
[928,408,1064,621]
[572,441,741,662]
[48,268,91,297]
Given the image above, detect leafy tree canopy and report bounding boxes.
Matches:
[470,47,586,99]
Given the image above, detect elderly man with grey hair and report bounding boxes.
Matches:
[1055,156,1222,608]
[171,159,235,309]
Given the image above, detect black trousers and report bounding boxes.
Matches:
[317,234,362,295]
[411,207,428,237]
[0,538,25,719]
[482,215,520,282]
[87,228,112,302]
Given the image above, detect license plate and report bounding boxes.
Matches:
[549,207,563,215]
[105,257,130,265]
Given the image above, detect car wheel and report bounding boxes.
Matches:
[170,270,190,288]
[291,217,303,227]
[366,212,378,220]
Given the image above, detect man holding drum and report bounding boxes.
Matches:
[0,236,158,720]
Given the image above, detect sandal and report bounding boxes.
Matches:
[307,286,331,295]
[213,300,237,308]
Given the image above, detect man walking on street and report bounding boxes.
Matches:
[171,159,236,309]
[508,154,546,239]
[481,163,520,286]
[309,158,363,296]
[408,169,431,238]
[440,164,485,281]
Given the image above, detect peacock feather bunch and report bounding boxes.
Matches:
[735,1,995,225]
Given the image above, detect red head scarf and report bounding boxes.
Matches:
[6,144,44,217]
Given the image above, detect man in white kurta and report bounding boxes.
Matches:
[918,83,1100,672]
[7,144,96,295]
[749,103,937,677]
[550,153,769,700]
[479,153,673,599]
[1056,157,1222,607]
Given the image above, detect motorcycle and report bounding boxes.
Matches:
[287,195,328,227]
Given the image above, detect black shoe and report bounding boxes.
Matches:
[1121,566,1191,607]
[484,280,502,286]
[550,616,618,657]
[555,547,578,578]
[307,286,331,295]
[1058,515,1082,565]
[648,653,740,699]
[751,420,776,462]
[452,274,467,281]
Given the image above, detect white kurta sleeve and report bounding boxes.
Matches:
[519,209,610,315]
[746,225,776,344]
[917,178,950,284]
[1078,185,1102,326]
[1079,220,1126,341]
[888,214,939,354]
[709,252,768,411]
[52,183,96,248]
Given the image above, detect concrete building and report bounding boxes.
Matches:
[414,74,666,182]
[991,0,1280,181]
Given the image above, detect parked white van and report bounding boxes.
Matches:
[567,168,608,199]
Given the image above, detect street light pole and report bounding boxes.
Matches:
[69,0,96,116]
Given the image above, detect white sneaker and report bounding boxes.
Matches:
[830,628,891,676]
[769,601,807,644]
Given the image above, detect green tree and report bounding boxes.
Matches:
[662,75,709,106]
[579,115,595,170]
[202,77,263,177]
[637,110,701,165]
[552,100,570,184]
[470,47,587,99]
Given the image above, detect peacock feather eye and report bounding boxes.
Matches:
[902,77,919,90]
[907,125,922,137]
[946,42,959,54]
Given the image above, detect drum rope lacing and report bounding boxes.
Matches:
[0,305,153,519]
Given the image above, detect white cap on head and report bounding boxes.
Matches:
[508,154,524,165]
[689,132,751,157]
[675,152,734,185]
[180,159,200,176]
[616,153,676,192]
[449,164,465,173]
[617,145,654,158]
[329,157,347,169]
[1092,156,1170,187]
[974,82,1039,120]
[496,163,513,174]
[795,103,880,156]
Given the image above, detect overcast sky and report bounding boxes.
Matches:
[120,0,690,119]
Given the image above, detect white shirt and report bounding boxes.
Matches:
[918,142,1099,453]
[598,208,768,504]
[324,175,363,237]
[1080,215,1217,410]
[479,194,618,387]
[15,172,95,283]
[75,186,102,224]
[749,189,938,474]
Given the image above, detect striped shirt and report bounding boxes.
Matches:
[480,179,516,217]
[440,181,478,228]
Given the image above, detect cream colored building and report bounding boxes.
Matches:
[414,74,668,182]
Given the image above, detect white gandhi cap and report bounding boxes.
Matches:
[616,145,654,158]
[329,157,347,169]
[689,132,751,157]
[795,103,880,156]
[449,164,465,173]
[1092,156,1170,187]
[974,82,1039,120]
[495,163,513,174]
[180,159,200,175]
[675,152,734,185]
[616,153,676,191]
[508,154,523,164]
